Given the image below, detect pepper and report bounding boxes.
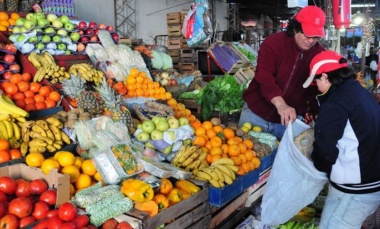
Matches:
[159,178,173,195]
[152,194,169,211]
[174,180,201,195]
[167,188,183,205]
[120,179,154,203]
[180,189,191,200]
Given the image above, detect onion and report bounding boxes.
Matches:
[160,78,168,86]
[160,71,169,79]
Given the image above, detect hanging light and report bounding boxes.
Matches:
[352,11,364,25]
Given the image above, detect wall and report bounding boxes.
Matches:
[74,0,228,44]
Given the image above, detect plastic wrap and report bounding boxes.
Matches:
[74,120,97,150]
[140,156,176,178]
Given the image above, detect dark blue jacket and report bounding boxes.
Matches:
[312,78,380,194]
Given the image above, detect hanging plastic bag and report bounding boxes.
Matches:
[186,3,208,47]
[182,3,197,38]
[260,119,328,225]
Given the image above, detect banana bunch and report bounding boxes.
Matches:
[292,206,317,222]
[0,119,22,148]
[29,52,70,83]
[171,145,208,174]
[20,117,71,156]
[0,94,28,123]
[194,158,238,188]
[68,63,104,85]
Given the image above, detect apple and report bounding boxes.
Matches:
[57,29,68,37]
[80,36,89,42]
[70,32,80,42]
[137,131,150,142]
[35,12,45,21]
[25,13,36,22]
[0,64,5,72]
[16,34,27,43]
[9,64,20,72]
[141,120,155,134]
[85,28,94,35]
[78,30,84,36]
[90,35,98,42]
[12,27,21,34]
[167,117,180,129]
[57,43,67,50]
[4,44,17,53]
[152,116,166,126]
[106,25,115,33]
[161,144,173,154]
[20,27,29,33]
[64,22,75,31]
[156,120,169,132]
[24,20,36,30]
[145,141,156,149]
[178,117,189,126]
[112,33,120,42]
[36,43,45,50]
[183,139,192,146]
[60,15,70,24]
[52,20,63,29]
[77,43,85,52]
[47,13,58,22]
[88,21,97,29]
[94,29,99,35]
[2,71,12,80]
[78,21,87,29]
[44,27,56,34]
[3,54,15,63]
[98,23,107,30]
[15,18,26,27]
[37,18,50,27]
[8,34,17,42]
[27,36,38,43]
[52,35,62,43]
[41,35,52,43]
[150,130,164,141]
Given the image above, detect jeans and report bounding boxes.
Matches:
[319,185,380,229]
[238,103,286,140]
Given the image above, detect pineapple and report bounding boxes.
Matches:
[95,78,136,134]
[61,75,104,115]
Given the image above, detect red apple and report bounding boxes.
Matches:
[90,35,98,42]
[98,23,107,30]
[85,28,94,35]
[80,36,89,42]
[77,43,86,52]
[106,26,115,33]
[94,29,99,35]
[3,54,15,63]
[88,22,97,29]
[0,64,5,72]
[2,71,12,80]
[4,44,17,53]
[78,30,84,36]
[78,21,87,29]
[111,33,119,42]
[9,64,20,72]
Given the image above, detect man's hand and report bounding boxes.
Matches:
[271,96,297,126]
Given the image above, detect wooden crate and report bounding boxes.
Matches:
[180,49,195,58]
[179,63,197,74]
[167,12,182,25]
[168,38,182,50]
[126,180,210,229]
[168,49,180,63]
[168,25,182,37]
[234,67,255,85]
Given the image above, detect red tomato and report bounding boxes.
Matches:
[58,222,77,229]
[0,191,7,202]
[32,201,50,220]
[102,218,118,229]
[30,179,48,195]
[33,218,48,229]
[0,214,19,229]
[3,54,15,64]
[87,225,97,229]
[72,214,89,228]
[4,44,17,54]
[15,179,31,198]
[8,197,33,218]
[116,222,133,229]
[19,216,36,228]
[47,216,64,229]
[0,177,17,195]
[0,202,7,219]
[58,202,77,222]
[47,209,59,218]
[39,189,57,206]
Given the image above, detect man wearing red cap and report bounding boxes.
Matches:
[304,50,380,229]
[239,6,326,139]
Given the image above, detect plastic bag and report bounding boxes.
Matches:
[260,120,328,225]
[182,4,197,39]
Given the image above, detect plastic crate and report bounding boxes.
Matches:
[241,169,260,190]
[209,176,243,207]
[259,150,275,174]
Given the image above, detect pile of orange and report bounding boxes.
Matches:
[1,73,61,111]
[115,68,172,100]
[0,139,22,164]
[191,120,260,175]
[25,151,102,197]
[0,12,19,32]
[166,98,197,122]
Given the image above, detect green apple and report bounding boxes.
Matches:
[182,139,192,146]
[152,116,165,125]
[141,120,155,133]
[151,129,164,141]
[60,15,70,24]
[37,18,50,27]
[23,19,36,30]
[36,43,45,50]
[167,117,180,129]
[166,130,176,141]
[28,36,38,43]
[178,117,190,126]
[16,34,26,42]
[252,126,263,132]
[12,27,21,33]
[41,35,52,43]
[15,18,26,27]
[156,120,169,132]
[137,131,150,142]
[145,141,156,149]
[161,144,173,154]
[52,19,63,29]
[47,13,58,22]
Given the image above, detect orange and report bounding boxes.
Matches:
[195,127,206,136]
[69,184,75,196]
[9,74,22,84]
[238,143,248,154]
[45,98,56,108]
[204,141,212,151]
[14,100,26,109]
[165,92,172,100]
[61,165,80,183]
[4,83,18,95]
[210,154,222,163]
[237,165,246,175]
[192,135,207,147]
[210,136,222,148]
[206,154,212,164]
[7,18,15,26]
[167,98,177,107]
[221,143,229,154]
[126,83,136,91]
[75,174,92,190]
[126,76,136,84]
[41,159,60,175]
[114,81,125,90]
[35,102,47,110]
[12,92,25,101]
[127,90,137,97]
[81,159,97,176]
[93,172,102,181]
[252,157,261,169]
[246,161,255,171]
[230,156,242,166]
[227,144,241,156]
[0,12,9,21]
[25,152,45,167]
[241,162,251,173]
[17,81,29,92]
[233,136,243,143]
[227,137,241,146]
[136,76,144,84]
[9,149,22,160]
[24,90,35,98]
[189,115,197,122]
[0,21,9,27]
[210,147,222,156]
[212,125,223,134]
[0,151,11,163]
[0,139,10,151]
[25,97,36,105]
[10,12,20,20]
[39,86,51,96]
[238,153,247,163]
[73,156,84,169]
[48,91,61,102]
[222,128,235,140]
[34,94,45,103]
[0,25,6,32]
[24,104,36,112]
[243,139,254,150]
[202,121,213,130]
[206,129,216,139]
[129,68,139,77]
[21,72,32,82]
[245,150,254,161]
[57,151,75,167]
[152,82,160,89]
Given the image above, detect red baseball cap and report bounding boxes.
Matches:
[295,6,326,38]
[303,51,348,88]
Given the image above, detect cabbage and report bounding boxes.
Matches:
[161,52,173,70]
[151,50,163,69]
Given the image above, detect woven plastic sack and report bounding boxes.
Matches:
[261,120,328,225]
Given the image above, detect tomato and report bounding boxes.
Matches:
[102,218,118,229]
[30,179,48,195]
[47,216,64,229]
[19,216,36,228]
[0,202,7,218]
[33,218,48,229]
[4,44,17,54]
[3,54,15,64]
[72,214,89,228]
[47,209,59,218]
[58,222,77,229]
[0,191,7,202]
[0,177,17,195]
[15,179,31,198]
[116,222,133,229]
[8,197,33,218]
[58,202,77,222]
[39,189,57,206]
[86,225,97,229]
[0,214,19,229]
[32,201,50,220]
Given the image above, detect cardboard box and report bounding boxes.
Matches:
[0,163,70,206]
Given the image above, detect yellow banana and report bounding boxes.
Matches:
[36,120,50,131]
[195,171,212,181]
[2,120,13,139]
[20,142,28,156]
[43,51,55,64]
[33,66,46,82]
[209,179,221,188]
[202,167,219,181]
[0,113,10,122]
[61,131,71,144]
[46,145,57,153]
[225,164,239,172]
[198,161,209,170]
[45,129,54,141]
[211,158,235,166]
[29,139,47,147]
[213,164,235,180]
[28,52,42,69]
[46,117,63,128]
[210,166,225,183]
[53,142,62,150]
[2,95,15,105]
[29,146,46,153]
[11,121,20,140]
[0,95,28,117]
[64,72,70,79]
[0,121,9,139]
[171,145,188,166]
[178,145,199,163]
[15,117,27,123]
[31,125,47,137]
[180,150,200,167]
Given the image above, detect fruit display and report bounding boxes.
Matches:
[0,43,20,79]
[76,20,119,50]
[0,139,22,164]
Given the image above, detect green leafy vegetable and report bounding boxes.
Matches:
[196,74,244,121]
[178,89,204,100]
[235,45,256,62]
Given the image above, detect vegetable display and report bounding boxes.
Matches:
[120,179,154,203]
